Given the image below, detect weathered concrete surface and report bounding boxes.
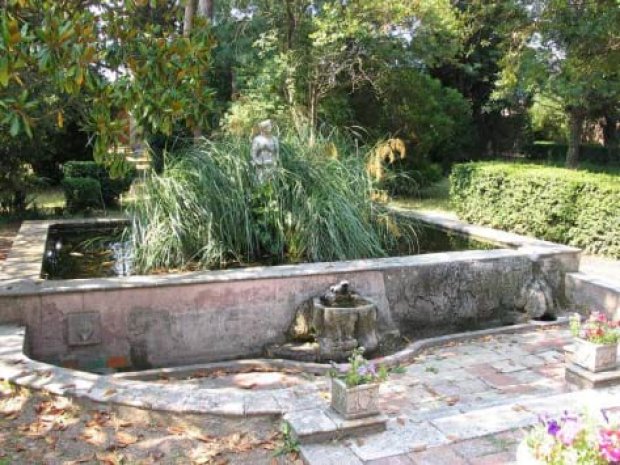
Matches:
[566,272,620,320]
[0,216,581,370]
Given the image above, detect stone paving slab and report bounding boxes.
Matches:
[565,362,620,389]
[286,408,388,444]
[300,443,364,465]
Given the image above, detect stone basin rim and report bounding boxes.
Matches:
[0,317,568,418]
[0,212,581,297]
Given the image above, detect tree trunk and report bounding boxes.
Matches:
[183,0,194,37]
[602,115,619,161]
[197,0,214,21]
[183,0,203,141]
[285,0,295,50]
[566,109,584,169]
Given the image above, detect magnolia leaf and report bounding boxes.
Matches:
[9,115,20,136]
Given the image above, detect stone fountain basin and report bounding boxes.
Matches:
[0,212,580,371]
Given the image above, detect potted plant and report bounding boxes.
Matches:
[518,411,620,465]
[328,348,389,419]
[569,312,619,372]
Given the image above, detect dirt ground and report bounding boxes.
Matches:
[0,382,301,465]
[0,222,20,262]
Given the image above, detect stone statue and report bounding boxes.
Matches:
[251,119,279,182]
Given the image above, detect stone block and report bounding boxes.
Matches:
[565,362,620,389]
[66,312,102,347]
[285,407,387,444]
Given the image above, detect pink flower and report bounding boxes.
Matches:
[557,418,583,446]
[593,311,607,323]
[599,428,620,462]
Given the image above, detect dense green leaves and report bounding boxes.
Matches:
[1,0,215,163]
[450,162,620,257]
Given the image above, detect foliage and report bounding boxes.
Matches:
[432,0,529,153]
[569,312,620,346]
[526,411,620,464]
[63,161,136,206]
[525,142,620,166]
[375,69,474,163]
[61,177,102,213]
[128,130,416,272]
[274,422,300,457]
[529,94,568,143]
[0,0,215,166]
[450,162,620,257]
[328,348,389,388]
[496,0,620,166]
[0,156,36,214]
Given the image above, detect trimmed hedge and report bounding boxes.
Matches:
[63,161,136,206]
[61,177,103,213]
[450,162,620,258]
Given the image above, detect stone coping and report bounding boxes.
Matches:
[0,319,567,418]
[0,213,580,297]
[391,209,581,256]
[568,272,620,293]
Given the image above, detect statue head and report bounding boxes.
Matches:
[258,119,273,136]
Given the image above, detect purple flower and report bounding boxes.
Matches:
[547,420,561,437]
[367,363,377,376]
[557,418,583,446]
[357,365,368,376]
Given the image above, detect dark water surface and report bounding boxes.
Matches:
[42,223,499,280]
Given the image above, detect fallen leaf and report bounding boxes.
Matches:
[65,454,95,464]
[103,388,117,397]
[167,426,186,436]
[116,431,138,446]
[96,452,124,465]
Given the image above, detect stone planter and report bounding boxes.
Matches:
[330,378,380,419]
[572,338,618,372]
[516,440,544,465]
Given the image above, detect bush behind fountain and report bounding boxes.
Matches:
[128,130,415,272]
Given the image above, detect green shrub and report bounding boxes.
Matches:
[63,161,136,206]
[450,162,620,257]
[61,177,103,213]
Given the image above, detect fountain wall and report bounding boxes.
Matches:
[0,213,580,371]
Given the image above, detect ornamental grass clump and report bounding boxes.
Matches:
[526,411,620,464]
[329,348,389,387]
[570,312,620,345]
[128,130,416,273]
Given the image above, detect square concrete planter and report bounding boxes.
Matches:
[572,338,618,372]
[330,378,380,419]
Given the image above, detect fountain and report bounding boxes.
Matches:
[268,281,384,362]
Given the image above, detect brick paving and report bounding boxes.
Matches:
[300,325,620,465]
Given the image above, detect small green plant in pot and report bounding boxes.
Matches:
[569,312,619,372]
[328,348,389,419]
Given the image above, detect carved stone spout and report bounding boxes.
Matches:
[279,280,380,362]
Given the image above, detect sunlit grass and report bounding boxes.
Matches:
[390,178,454,213]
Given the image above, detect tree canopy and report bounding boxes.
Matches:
[1,0,619,172]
